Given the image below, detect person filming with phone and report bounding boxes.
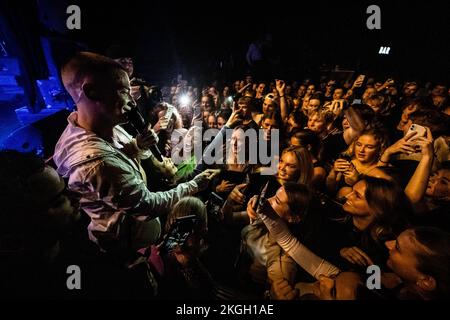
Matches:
[382,109,449,177]
[146,197,215,299]
[326,128,389,195]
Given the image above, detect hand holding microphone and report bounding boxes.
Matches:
[128,107,163,161]
[136,124,159,149]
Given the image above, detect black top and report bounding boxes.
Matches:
[321,132,348,165]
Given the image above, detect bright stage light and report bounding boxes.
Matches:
[180,95,191,105]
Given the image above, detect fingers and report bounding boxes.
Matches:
[137,128,159,149]
[278,282,297,300]
[273,280,296,300]
[346,251,366,266]
[342,252,359,265]
[223,181,236,192]
[236,183,247,190]
[334,160,351,172]
[342,170,355,177]
[197,170,216,180]
[248,195,257,208]
[230,183,247,204]
[341,248,359,265]
[342,247,372,266]
[230,192,244,204]
[224,182,235,188]
[318,276,335,300]
[414,137,434,155]
[335,159,350,165]
[404,130,418,141]
[232,189,245,200]
[412,137,431,150]
[284,287,298,300]
[352,247,374,265]
[350,250,369,266]
[221,179,234,187]
[425,126,433,141]
[399,144,416,154]
[247,197,258,220]
[204,169,220,179]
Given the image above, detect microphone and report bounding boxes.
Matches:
[127,107,164,162]
[255,180,270,212]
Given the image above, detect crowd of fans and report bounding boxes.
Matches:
[1,50,449,300]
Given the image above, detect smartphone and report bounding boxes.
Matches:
[207,192,225,218]
[406,123,427,140]
[355,74,366,86]
[161,215,198,253]
[351,74,367,101]
[338,152,352,162]
[159,104,174,130]
[254,180,270,211]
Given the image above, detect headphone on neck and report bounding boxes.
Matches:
[84,87,99,101]
[74,82,100,103]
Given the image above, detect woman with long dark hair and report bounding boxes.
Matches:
[332,177,411,270]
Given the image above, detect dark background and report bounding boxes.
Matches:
[0,0,448,159]
[32,0,449,84]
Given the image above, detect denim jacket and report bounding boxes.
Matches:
[54,112,200,252]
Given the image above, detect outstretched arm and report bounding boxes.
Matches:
[276,79,289,121]
[405,127,434,204]
[249,196,340,279]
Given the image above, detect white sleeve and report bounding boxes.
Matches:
[259,212,340,279]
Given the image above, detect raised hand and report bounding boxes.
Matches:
[216,180,236,193]
[237,83,252,94]
[340,246,374,266]
[275,79,286,95]
[414,126,434,157]
[352,75,365,89]
[227,183,247,205]
[381,131,417,161]
[225,110,244,129]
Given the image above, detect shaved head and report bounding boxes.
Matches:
[61,51,126,101]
